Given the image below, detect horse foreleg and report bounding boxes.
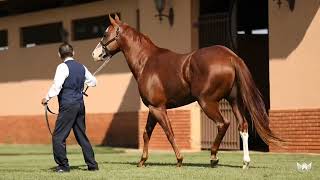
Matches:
[138,112,157,167]
[149,106,183,167]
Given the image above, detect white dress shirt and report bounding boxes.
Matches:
[45,57,97,101]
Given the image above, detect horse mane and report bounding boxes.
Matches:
[121,24,157,50]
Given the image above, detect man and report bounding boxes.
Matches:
[41,43,99,173]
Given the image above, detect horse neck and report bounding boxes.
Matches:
[119,32,158,79]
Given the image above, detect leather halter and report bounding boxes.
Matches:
[99,26,120,58]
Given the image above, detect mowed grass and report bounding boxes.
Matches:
[0,145,319,180]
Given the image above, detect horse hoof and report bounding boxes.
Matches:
[137,163,146,167]
[242,161,250,169]
[176,157,183,167]
[176,161,183,167]
[137,161,146,167]
[210,158,219,168]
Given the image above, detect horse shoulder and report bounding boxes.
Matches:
[137,67,167,107]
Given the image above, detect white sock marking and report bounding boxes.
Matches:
[240,131,250,163]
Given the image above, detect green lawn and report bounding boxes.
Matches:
[0,145,319,180]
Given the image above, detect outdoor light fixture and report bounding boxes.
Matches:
[273,0,295,11]
[154,0,174,26]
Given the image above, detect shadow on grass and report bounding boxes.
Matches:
[47,165,88,172]
[101,161,267,169]
[0,148,124,156]
[0,153,54,156]
[0,169,39,173]
[0,165,90,173]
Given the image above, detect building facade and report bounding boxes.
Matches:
[0,0,319,153]
[268,0,320,153]
[0,0,201,150]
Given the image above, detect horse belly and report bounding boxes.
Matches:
[139,79,196,109]
[165,88,197,109]
[166,96,196,109]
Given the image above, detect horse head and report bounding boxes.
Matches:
[92,14,122,61]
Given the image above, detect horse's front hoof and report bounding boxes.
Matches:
[210,158,219,168]
[242,161,250,169]
[176,157,184,167]
[137,161,146,167]
[137,157,148,167]
[137,159,147,167]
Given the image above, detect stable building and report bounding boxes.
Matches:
[0,0,319,153]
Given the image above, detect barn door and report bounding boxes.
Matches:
[199,0,240,150]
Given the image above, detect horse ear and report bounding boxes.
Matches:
[109,14,118,26]
[115,14,120,22]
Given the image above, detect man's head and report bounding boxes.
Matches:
[58,43,74,59]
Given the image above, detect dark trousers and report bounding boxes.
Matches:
[52,102,97,169]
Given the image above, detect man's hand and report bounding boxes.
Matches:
[41,98,48,106]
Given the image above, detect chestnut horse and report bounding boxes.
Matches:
[92,15,281,169]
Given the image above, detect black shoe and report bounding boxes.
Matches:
[88,166,99,171]
[56,166,70,173]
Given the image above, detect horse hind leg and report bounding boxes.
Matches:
[229,96,250,169]
[137,112,157,167]
[198,98,230,168]
[149,105,183,167]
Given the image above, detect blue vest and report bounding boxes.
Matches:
[58,60,85,105]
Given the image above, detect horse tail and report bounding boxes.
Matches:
[232,57,283,145]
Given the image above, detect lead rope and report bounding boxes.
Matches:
[44,104,55,136]
[82,55,112,96]
[82,26,119,96]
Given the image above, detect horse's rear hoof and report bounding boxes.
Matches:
[242,161,250,169]
[210,158,219,168]
[176,162,183,167]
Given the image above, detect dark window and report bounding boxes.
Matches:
[0,30,8,50]
[200,0,230,15]
[72,13,120,41]
[21,22,63,47]
[0,0,103,18]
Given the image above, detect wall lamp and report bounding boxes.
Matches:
[154,0,174,26]
[273,0,295,11]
